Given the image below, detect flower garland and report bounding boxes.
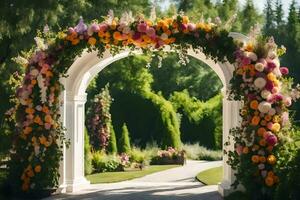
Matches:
[227,37,300,196]
[8,10,299,195]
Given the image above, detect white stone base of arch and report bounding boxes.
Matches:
[58,47,242,196]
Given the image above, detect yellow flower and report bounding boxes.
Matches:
[267,155,277,165]
[182,16,189,24]
[271,123,281,132]
[267,73,276,81]
[88,37,97,46]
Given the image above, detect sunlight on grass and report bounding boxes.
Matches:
[86,165,180,184]
[196,166,222,185]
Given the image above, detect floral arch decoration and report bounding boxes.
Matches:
[7,11,300,194]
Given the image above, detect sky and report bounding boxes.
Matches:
[160,0,298,17]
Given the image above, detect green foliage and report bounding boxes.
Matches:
[129,147,150,165]
[107,123,118,154]
[119,123,132,154]
[91,151,122,173]
[84,128,93,175]
[170,90,222,149]
[149,53,222,101]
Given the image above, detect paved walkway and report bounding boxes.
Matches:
[46,160,223,200]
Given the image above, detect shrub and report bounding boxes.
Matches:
[182,143,222,161]
[151,147,185,165]
[129,147,150,165]
[119,123,131,153]
[91,151,122,173]
[84,128,93,175]
[107,123,118,154]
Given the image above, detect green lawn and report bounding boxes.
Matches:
[196,166,222,185]
[86,165,180,184]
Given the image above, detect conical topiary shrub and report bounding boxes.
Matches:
[107,122,118,154]
[119,123,131,154]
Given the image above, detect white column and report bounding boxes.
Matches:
[218,88,241,196]
[64,92,90,193]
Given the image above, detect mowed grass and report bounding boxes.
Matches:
[86,165,180,184]
[196,166,222,185]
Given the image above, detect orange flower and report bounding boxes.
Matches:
[45,115,52,123]
[251,155,260,163]
[259,156,266,163]
[265,176,274,186]
[242,147,249,154]
[25,107,35,115]
[252,144,260,151]
[42,105,49,114]
[251,116,261,126]
[88,37,97,45]
[113,32,122,41]
[257,127,266,137]
[71,38,80,45]
[31,79,37,85]
[264,115,272,121]
[250,100,259,110]
[245,43,254,52]
[259,139,267,146]
[267,155,276,165]
[34,116,43,125]
[23,127,32,135]
[39,135,47,145]
[34,165,41,173]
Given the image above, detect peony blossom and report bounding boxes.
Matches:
[255,62,265,72]
[254,77,267,89]
[266,134,278,146]
[280,67,289,75]
[261,90,271,99]
[266,61,276,72]
[137,22,147,33]
[258,101,272,113]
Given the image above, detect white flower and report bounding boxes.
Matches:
[160,33,168,40]
[14,55,29,67]
[34,37,48,51]
[268,108,276,116]
[261,90,271,99]
[37,74,47,103]
[30,69,39,77]
[122,26,131,34]
[255,62,264,72]
[258,101,272,113]
[268,51,277,59]
[254,77,266,89]
[245,52,258,61]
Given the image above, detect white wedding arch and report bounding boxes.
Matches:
[58,32,249,196]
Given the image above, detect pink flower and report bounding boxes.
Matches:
[99,23,108,32]
[267,122,274,130]
[242,57,251,65]
[68,27,75,34]
[181,23,188,31]
[137,22,147,33]
[283,96,292,107]
[280,67,289,75]
[265,80,274,91]
[45,123,51,130]
[146,27,156,37]
[188,23,196,32]
[266,134,278,146]
[266,62,276,72]
[90,23,100,32]
[258,164,265,170]
[282,112,290,127]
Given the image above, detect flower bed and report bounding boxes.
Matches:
[151,147,186,165]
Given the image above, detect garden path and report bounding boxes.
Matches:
[46,160,222,200]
